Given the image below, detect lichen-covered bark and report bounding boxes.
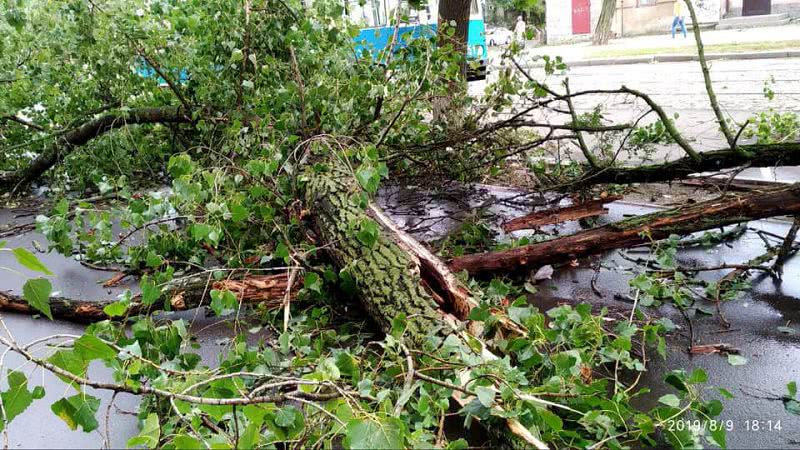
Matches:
[305,166,442,343]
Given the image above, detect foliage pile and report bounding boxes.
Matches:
[4,0,799,448]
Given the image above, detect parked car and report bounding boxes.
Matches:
[485,26,512,46]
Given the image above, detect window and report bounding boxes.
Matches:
[638,0,657,6]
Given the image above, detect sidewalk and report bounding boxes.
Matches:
[515,23,800,66]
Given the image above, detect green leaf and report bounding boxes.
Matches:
[303,272,322,294]
[22,278,53,320]
[127,413,160,447]
[688,368,708,384]
[12,248,52,274]
[48,349,88,379]
[103,300,129,317]
[275,406,300,428]
[709,426,727,449]
[140,276,160,306]
[718,388,734,399]
[785,399,800,416]
[173,434,201,449]
[145,251,163,268]
[475,386,495,408]
[167,154,194,178]
[727,354,748,366]
[658,394,681,408]
[73,335,116,362]
[788,381,797,399]
[344,418,403,449]
[446,438,469,450]
[0,371,40,430]
[356,165,379,193]
[209,289,238,316]
[539,408,563,432]
[51,394,100,432]
[356,219,379,248]
[778,326,796,335]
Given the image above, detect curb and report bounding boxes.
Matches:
[524,49,800,68]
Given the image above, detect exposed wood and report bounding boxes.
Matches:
[0,273,293,322]
[450,184,800,275]
[503,195,621,232]
[689,343,739,355]
[0,106,191,193]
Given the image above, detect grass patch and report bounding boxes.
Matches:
[589,40,800,58]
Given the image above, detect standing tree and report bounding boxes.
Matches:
[592,0,616,45]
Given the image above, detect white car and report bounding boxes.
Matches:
[485,27,512,46]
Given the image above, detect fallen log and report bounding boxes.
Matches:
[0,273,293,322]
[574,142,800,187]
[450,183,800,275]
[502,195,621,232]
[305,156,547,448]
[0,106,192,193]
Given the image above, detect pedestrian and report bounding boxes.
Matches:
[514,16,526,43]
[671,1,687,38]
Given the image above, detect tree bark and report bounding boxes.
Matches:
[304,158,545,448]
[592,0,616,45]
[0,106,191,194]
[0,273,292,322]
[450,183,800,274]
[437,0,472,81]
[574,142,800,187]
[305,165,444,343]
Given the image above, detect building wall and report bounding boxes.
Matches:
[726,0,800,17]
[611,0,674,36]
[545,0,603,43]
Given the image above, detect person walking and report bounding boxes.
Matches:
[514,16,526,43]
[671,1,687,38]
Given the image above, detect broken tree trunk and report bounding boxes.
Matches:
[502,195,621,232]
[304,159,546,449]
[0,273,293,322]
[0,106,191,193]
[450,183,800,275]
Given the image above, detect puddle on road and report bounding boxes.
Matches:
[2,186,800,448]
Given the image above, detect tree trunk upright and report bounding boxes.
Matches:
[435,0,472,124]
[592,0,616,45]
[437,0,472,81]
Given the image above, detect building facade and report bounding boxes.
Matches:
[545,0,800,44]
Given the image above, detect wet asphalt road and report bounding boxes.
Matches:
[471,55,800,164]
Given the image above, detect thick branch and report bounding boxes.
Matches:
[0,273,292,322]
[450,184,800,274]
[0,106,191,193]
[573,142,800,187]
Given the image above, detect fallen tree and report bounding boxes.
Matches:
[1,2,797,448]
[451,183,800,274]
